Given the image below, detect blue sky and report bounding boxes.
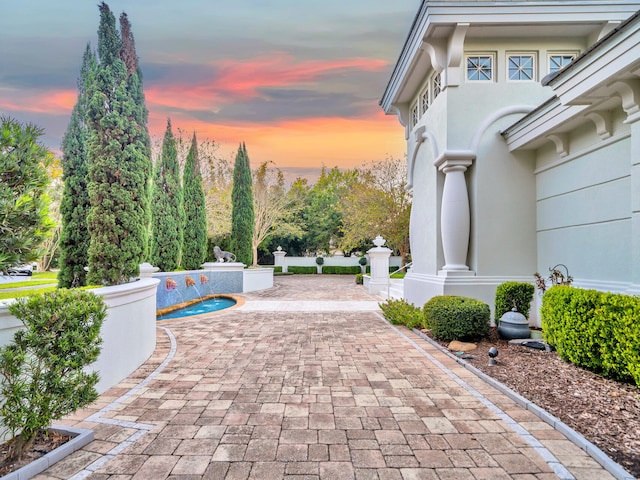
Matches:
[0,1,417,171]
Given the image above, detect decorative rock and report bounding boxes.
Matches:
[448,340,477,352]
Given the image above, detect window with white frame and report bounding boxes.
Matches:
[548,53,576,74]
[432,72,442,100]
[411,102,418,128]
[507,54,535,81]
[466,54,494,81]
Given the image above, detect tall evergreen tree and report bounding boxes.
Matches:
[230,143,254,266]
[149,119,183,271]
[85,2,151,285]
[182,133,207,270]
[58,44,95,288]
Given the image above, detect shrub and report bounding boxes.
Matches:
[355,273,363,285]
[322,266,361,274]
[494,281,535,321]
[288,266,317,274]
[0,289,106,460]
[423,296,490,342]
[272,266,282,273]
[542,286,640,386]
[315,256,324,265]
[358,257,367,266]
[380,299,423,329]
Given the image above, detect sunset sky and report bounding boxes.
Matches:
[1,1,416,178]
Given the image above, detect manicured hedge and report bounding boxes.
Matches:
[495,281,535,321]
[322,266,361,274]
[288,266,317,274]
[423,295,490,342]
[542,286,640,386]
[272,266,282,273]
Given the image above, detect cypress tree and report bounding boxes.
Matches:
[85,2,151,285]
[182,133,207,270]
[230,143,254,266]
[149,119,183,271]
[58,44,95,288]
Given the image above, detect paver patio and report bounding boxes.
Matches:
[34,275,618,479]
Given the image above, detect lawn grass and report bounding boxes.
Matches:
[33,271,58,280]
[0,286,58,300]
[0,280,58,290]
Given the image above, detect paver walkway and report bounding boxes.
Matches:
[36,275,618,479]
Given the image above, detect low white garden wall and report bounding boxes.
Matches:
[274,254,402,273]
[244,267,274,292]
[0,278,159,395]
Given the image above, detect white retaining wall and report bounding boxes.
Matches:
[0,278,159,395]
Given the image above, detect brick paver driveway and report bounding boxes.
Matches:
[37,275,616,479]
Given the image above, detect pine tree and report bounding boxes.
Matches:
[85,2,151,285]
[230,143,254,266]
[58,44,95,288]
[149,119,183,271]
[182,133,207,270]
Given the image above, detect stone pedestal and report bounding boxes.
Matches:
[139,262,159,278]
[273,246,287,273]
[201,262,245,272]
[367,236,392,295]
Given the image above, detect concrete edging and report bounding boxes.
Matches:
[411,328,634,480]
[2,426,94,480]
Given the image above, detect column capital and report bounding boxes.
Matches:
[434,150,476,173]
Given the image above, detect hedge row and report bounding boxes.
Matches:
[287,266,317,274]
[542,286,640,386]
[322,266,361,274]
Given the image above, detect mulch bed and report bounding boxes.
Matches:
[422,328,640,478]
[0,430,71,477]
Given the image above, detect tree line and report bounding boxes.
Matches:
[1,2,410,281]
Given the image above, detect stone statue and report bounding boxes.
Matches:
[213,246,236,263]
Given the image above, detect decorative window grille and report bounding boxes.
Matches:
[466,55,493,81]
[549,54,575,74]
[421,89,429,115]
[411,103,418,128]
[508,55,535,81]
[432,72,442,100]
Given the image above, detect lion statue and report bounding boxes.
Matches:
[213,246,236,263]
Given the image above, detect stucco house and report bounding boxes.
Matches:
[380,1,640,324]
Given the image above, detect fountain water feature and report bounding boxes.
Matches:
[165,277,185,305]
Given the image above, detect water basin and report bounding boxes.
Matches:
[157,296,237,320]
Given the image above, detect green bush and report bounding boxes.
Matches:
[494,281,535,321]
[288,266,317,274]
[315,256,324,265]
[542,286,640,386]
[423,295,490,342]
[358,257,367,266]
[1,289,106,459]
[322,266,361,274]
[355,273,363,285]
[270,266,282,273]
[380,299,423,329]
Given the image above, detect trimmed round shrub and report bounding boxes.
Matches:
[495,281,535,321]
[358,257,368,266]
[423,295,490,341]
[315,256,324,265]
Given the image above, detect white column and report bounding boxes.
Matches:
[629,120,640,293]
[367,235,392,295]
[273,246,287,273]
[434,151,475,274]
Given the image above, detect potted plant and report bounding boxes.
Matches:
[315,256,324,274]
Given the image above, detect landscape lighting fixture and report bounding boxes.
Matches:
[488,347,499,366]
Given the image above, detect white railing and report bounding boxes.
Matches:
[387,261,413,299]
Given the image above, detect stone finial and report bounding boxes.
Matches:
[373,235,386,247]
